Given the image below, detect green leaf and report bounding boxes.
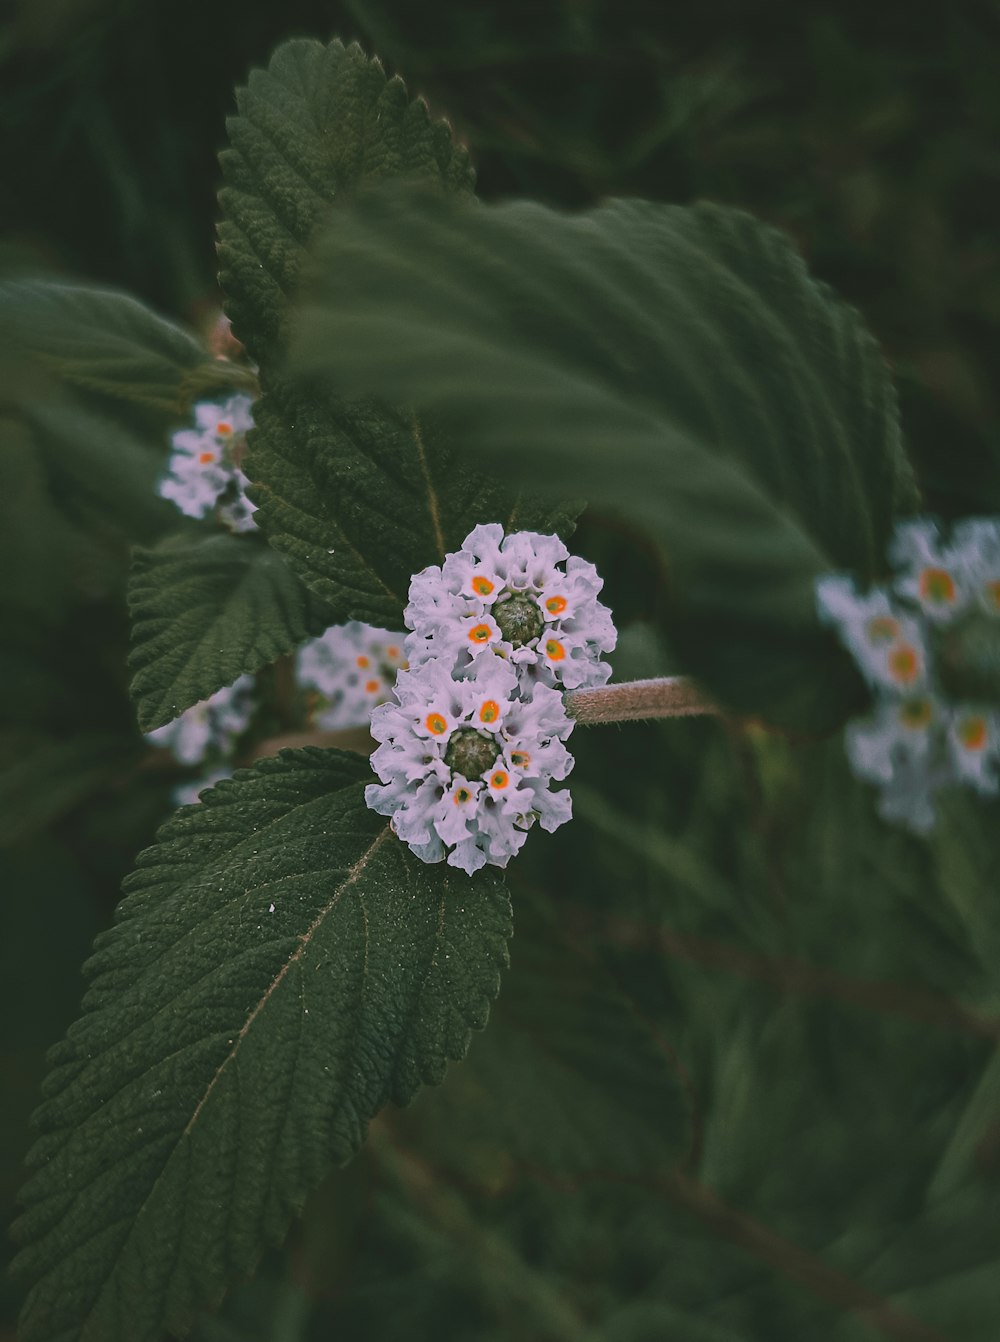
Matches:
[13,748,511,1342]
[0,732,137,846]
[404,899,690,1181]
[217,37,474,369]
[289,190,917,729]
[246,385,579,627]
[0,277,207,418]
[128,532,335,731]
[217,38,576,626]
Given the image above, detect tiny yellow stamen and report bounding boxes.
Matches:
[545,595,568,615]
[472,575,495,596]
[469,623,493,644]
[919,567,956,604]
[479,700,500,725]
[425,713,448,736]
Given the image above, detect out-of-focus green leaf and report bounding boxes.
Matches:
[290,189,917,729]
[0,278,206,417]
[0,732,136,847]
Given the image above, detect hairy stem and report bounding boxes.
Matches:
[564,676,716,724]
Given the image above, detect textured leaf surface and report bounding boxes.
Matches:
[0,278,206,416]
[218,38,575,626]
[128,533,335,730]
[13,749,512,1342]
[290,190,917,728]
[217,37,474,368]
[246,386,578,627]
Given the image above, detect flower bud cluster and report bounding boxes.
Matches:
[817,517,1000,832]
[158,394,258,534]
[366,525,616,873]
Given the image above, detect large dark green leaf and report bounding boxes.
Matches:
[217,39,575,627]
[128,532,335,731]
[289,190,918,729]
[12,749,511,1342]
[217,37,474,369]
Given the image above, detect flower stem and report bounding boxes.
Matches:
[564,676,716,725]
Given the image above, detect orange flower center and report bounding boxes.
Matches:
[468,623,493,644]
[545,595,568,615]
[479,700,500,724]
[356,655,370,669]
[198,451,216,465]
[919,567,956,604]
[490,770,509,789]
[544,639,566,662]
[958,716,988,751]
[365,679,381,694]
[472,575,495,596]
[453,787,473,805]
[510,750,531,768]
[888,644,919,684]
[425,713,448,736]
[217,421,232,436]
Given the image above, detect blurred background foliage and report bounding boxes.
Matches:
[2,2,1000,1338]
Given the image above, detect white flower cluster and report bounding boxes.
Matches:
[367,525,616,873]
[158,394,258,534]
[818,517,1000,833]
[296,622,407,728]
[144,675,255,804]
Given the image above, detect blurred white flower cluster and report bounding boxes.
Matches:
[367,525,616,873]
[146,623,406,805]
[818,517,1000,832]
[158,394,258,534]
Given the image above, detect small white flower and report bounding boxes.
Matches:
[951,517,1000,617]
[816,574,928,691]
[145,675,255,765]
[946,707,1000,795]
[404,523,616,691]
[159,393,258,533]
[845,694,942,785]
[296,623,407,729]
[365,655,574,873]
[889,518,970,622]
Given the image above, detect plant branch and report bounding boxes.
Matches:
[665,1173,953,1342]
[564,676,717,724]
